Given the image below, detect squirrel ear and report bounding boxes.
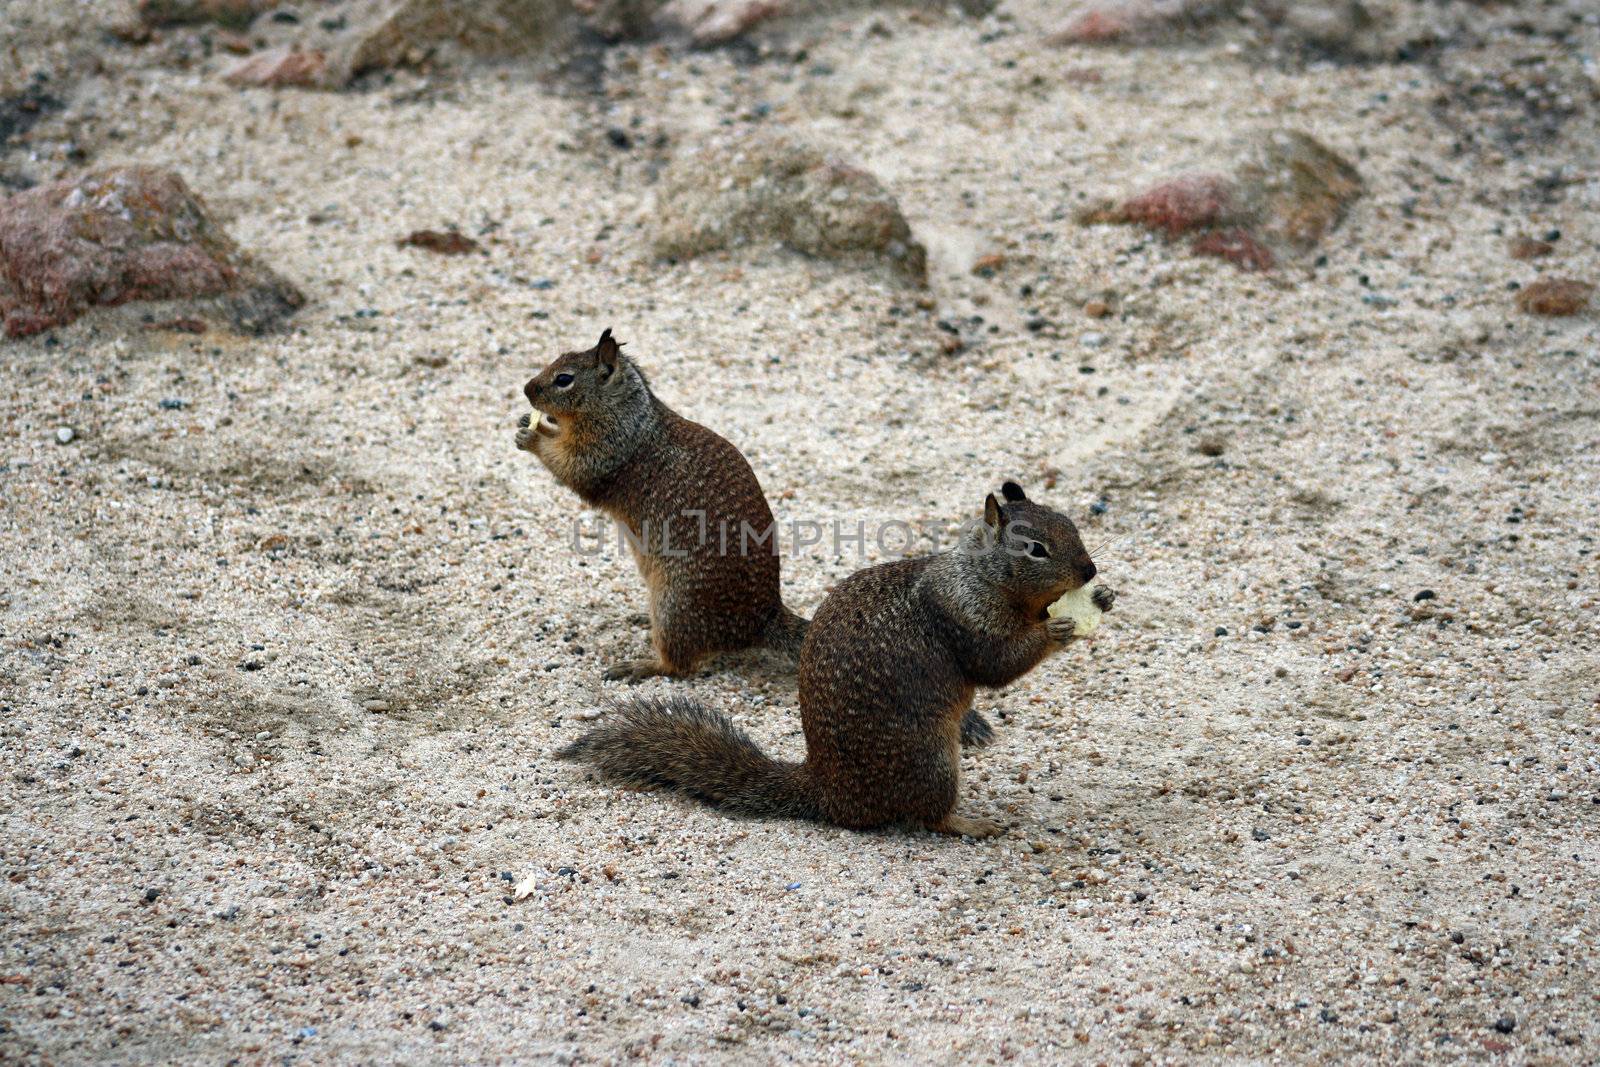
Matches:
[983,493,1006,532]
[1000,481,1027,503]
[595,328,620,377]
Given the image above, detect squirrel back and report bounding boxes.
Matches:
[558,482,1113,835]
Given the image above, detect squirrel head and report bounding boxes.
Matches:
[961,481,1098,621]
[523,328,650,427]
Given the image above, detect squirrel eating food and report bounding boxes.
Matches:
[516,329,808,680]
[558,481,1114,838]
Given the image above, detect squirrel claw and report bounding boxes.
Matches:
[1044,616,1081,643]
[516,412,532,429]
[931,813,1005,840]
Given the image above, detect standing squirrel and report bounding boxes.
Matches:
[516,329,807,680]
[558,482,1115,837]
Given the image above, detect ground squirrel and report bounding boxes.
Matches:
[558,482,1115,837]
[516,329,808,680]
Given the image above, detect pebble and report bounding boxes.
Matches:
[55,426,75,444]
[1080,332,1107,348]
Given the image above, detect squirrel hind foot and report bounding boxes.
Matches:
[929,813,1006,839]
[958,709,995,749]
[603,657,672,683]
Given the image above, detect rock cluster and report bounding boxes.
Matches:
[0,166,303,338]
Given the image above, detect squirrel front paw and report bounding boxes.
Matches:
[1091,585,1116,612]
[1045,616,1082,643]
[515,413,538,453]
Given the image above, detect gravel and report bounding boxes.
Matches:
[2,0,1596,1063]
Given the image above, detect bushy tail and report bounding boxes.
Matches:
[556,695,819,821]
[762,606,810,659]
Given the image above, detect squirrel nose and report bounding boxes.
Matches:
[1080,560,1097,583]
[524,378,538,405]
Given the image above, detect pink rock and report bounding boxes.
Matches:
[1048,0,1226,45]
[0,166,303,339]
[657,0,790,45]
[223,47,330,88]
[1116,174,1232,237]
[1083,129,1361,272]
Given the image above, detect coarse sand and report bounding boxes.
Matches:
[2,0,1598,1062]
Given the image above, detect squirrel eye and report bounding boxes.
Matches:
[554,373,575,388]
[1027,541,1049,559]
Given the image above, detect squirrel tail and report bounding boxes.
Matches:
[761,606,810,659]
[556,695,820,821]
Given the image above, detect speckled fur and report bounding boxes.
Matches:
[517,330,807,679]
[559,484,1113,837]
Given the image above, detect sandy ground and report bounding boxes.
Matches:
[3,0,1599,1062]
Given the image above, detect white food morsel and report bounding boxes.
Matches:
[1047,581,1104,637]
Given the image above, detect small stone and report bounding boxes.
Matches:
[160,398,188,411]
[1413,589,1435,602]
[143,888,160,903]
[1214,626,1228,637]
[680,992,701,1007]
[398,230,481,256]
[1080,332,1106,348]
[55,427,75,444]
[971,252,1006,277]
[1083,299,1110,318]
[363,700,389,712]
[223,47,329,89]
[1492,1016,1516,1034]
[1516,278,1593,317]
[650,131,927,284]
[1508,236,1553,260]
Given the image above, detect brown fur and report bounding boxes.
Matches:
[517,329,807,679]
[558,483,1114,837]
